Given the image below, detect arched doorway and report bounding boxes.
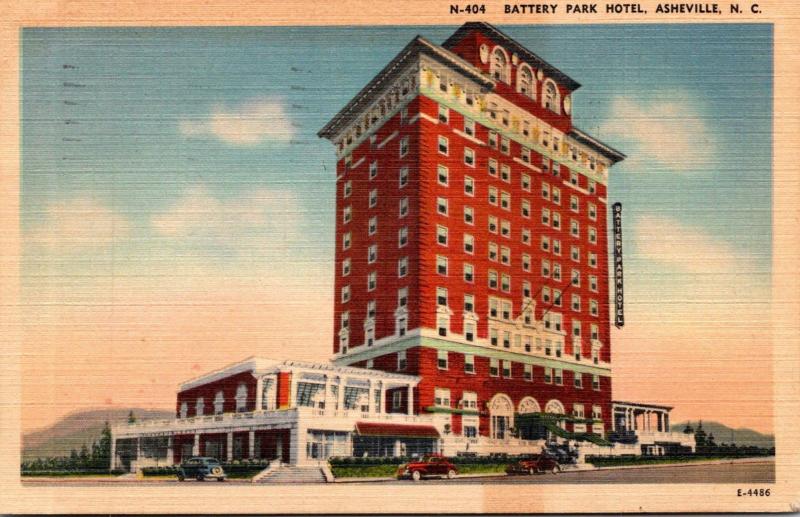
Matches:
[488,394,514,439]
[516,397,543,440]
[544,399,566,440]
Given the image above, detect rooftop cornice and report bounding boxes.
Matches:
[570,126,626,164]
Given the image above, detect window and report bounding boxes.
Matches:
[570,171,579,186]
[543,80,559,113]
[464,321,475,342]
[500,246,511,265]
[399,136,409,157]
[542,182,551,200]
[464,354,475,373]
[571,219,579,237]
[521,200,530,218]
[464,206,474,225]
[571,294,581,312]
[541,236,550,252]
[570,195,579,212]
[341,285,350,303]
[434,387,451,407]
[571,245,580,262]
[369,161,378,179]
[463,234,474,254]
[195,397,205,416]
[501,273,511,292]
[588,180,596,194]
[524,336,532,352]
[367,271,377,291]
[544,367,552,384]
[437,286,448,306]
[368,216,378,235]
[489,131,498,148]
[398,227,408,248]
[589,203,597,221]
[503,331,511,349]
[490,328,498,346]
[398,256,408,277]
[369,189,378,208]
[437,316,449,336]
[488,158,498,176]
[214,390,225,415]
[438,104,449,123]
[542,208,550,226]
[572,320,582,337]
[461,391,477,410]
[593,375,600,391]
[488,270,498,289]
[524,364,533,381]
[541,259,551,278]
[392,391,403,409]
[464,176,475,196]
[437,165,449,186]
[436,255,448,276]
[342,232,351,250]
[491,48,507,82]
[500,191,511,210]
[521,173,531,191]
[340,311,350,330]
[589,252,598,268]
[502,360,511,377]
[521,146,531,163]
[518,65,534,97]
[488,216,498,234]
[589,227,597,244]
[489,358,499,377]
[438,135,449,155]
[552,212,561,230]
[591,323,599,341]
[397,350,407,371]
[343,180,352,198]
[463,263,474,282]
[553,263,562,281]
[342,205,352,224]
[180,401,188,418]
[522,228,531,245]
[552,187,561,204]
[342,258,351,277]
[571,269,581,287]
[488,187,498,205]
[365,325,375,347]
[554,368,563,385]
[501,164,511,183]
[589,275,598,292]
[590,299,599,317]
[437,350,449,370]
[552,289,561,307]
[500,219,511,238]
[574,372,583,389]
[522,254,531,272]
[437,196,448,215]
[555,342,562,358]
[399,167,409,188]
[399,197,408,218]
[464,294,474,313]
[542,287,551,304]
[437,225,448,246]
[502,301,512,320]
[464,118,475,136]
[500,137,510,154]
[574,342,582,361]
[368,244,377,264]
[553,239,562,255]
[464,147,475,167]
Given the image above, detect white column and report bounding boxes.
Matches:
[166,436,174,466]
[367,379,373,414]
[665,412,670,431]
[323,375,330,412]
[338,378,346,412]
[407,384,414,416]
[136,437,142,465]
[255,377,264,411]
[226,432,233,462]
[109,436,117,470]
[248,430,255,459]
[379,382,386,415]
[192,433,200,456]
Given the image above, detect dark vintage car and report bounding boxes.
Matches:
[505,453,562,475]
[177,457,226,481]
[396,454,458,481]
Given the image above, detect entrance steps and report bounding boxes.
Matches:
[256,465,327,484]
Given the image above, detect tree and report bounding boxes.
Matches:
[127,411,136,424]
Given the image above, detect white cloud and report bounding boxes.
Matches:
[27,197,130,252]
[632,214,756,275]
[179,97,295,145]
[150,184,302,251]
[599,91,714,173]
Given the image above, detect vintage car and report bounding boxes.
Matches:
[505,454,562,475]
[396,454,458,481]
[176,457,227,481]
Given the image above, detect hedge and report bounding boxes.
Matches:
[141,463,269,478]
[585,454,767,467]
[22,470,125,477]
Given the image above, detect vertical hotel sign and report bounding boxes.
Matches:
[612,202,624,328]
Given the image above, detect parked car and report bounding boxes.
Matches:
[177,457,226,481]
[506,453,561,475]
[396,454,458,481]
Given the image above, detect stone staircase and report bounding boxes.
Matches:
[256,465,327,484]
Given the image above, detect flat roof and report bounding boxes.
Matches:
[613,400,674,411]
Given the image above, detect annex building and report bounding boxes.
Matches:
[112,22,694,471]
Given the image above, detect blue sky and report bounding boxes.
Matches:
[20,25,775,432]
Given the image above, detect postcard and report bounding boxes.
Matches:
[1,0,798,513]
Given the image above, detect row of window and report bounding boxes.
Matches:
[179,384,249,418]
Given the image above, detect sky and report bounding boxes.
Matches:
[20,24,773,434]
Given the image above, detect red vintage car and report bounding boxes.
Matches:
[396,454,458,481]
[505,454,562,475]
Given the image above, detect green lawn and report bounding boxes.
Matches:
[587,455,761,468]
[330,462,509,478]
[21,471,121,477]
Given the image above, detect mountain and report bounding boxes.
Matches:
[23,408,174,461]
[671,421,774,448]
